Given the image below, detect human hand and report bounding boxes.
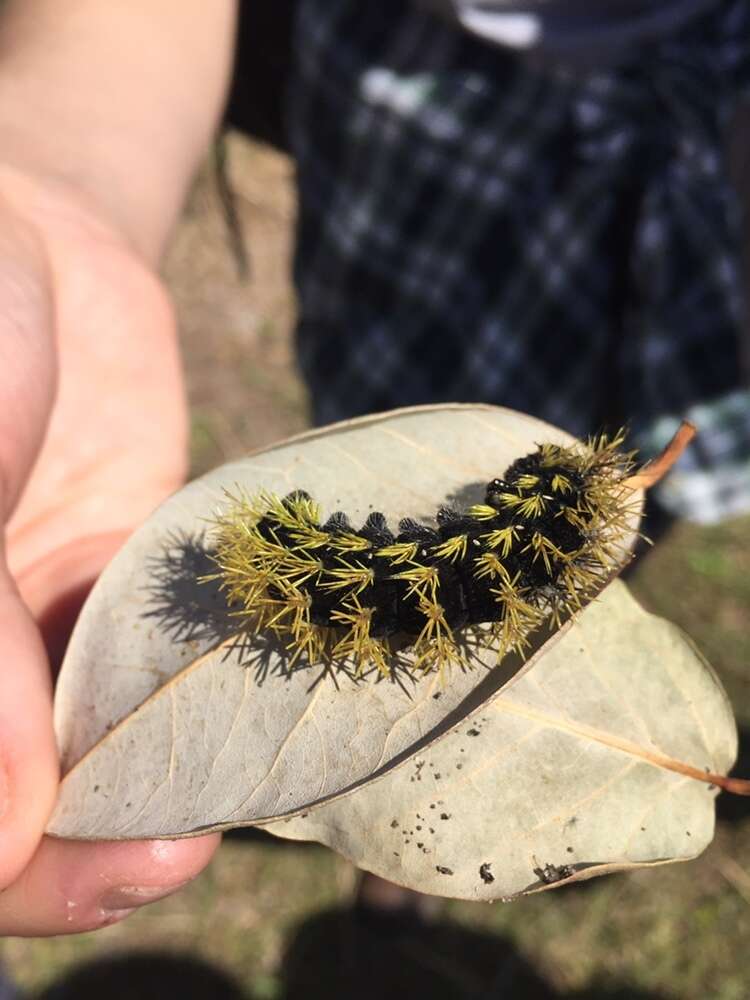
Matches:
[0,169,220,935]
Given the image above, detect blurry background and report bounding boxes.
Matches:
[2,134,750,1000]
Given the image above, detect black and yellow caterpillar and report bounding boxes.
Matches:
[210,433,638,676]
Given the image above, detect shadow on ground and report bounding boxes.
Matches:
[34,952,244,1000]
[35,906,669,1000]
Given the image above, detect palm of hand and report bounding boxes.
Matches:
[8,193,187,627]
[0,177,219,935]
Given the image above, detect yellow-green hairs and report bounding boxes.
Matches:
[208,432,640,677]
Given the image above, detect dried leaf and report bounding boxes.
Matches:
[51,405,613,839]
[267,583,737,899]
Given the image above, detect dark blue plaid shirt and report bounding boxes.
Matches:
[287,0,750,522]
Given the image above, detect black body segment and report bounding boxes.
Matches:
[211,434,636,675]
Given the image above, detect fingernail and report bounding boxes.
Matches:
[99,882,188,913]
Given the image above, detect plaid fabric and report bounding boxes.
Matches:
[287,0,750,523]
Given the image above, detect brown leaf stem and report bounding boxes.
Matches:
[623,421,697,491]
[714,775,750,796]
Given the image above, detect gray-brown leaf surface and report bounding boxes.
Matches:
[50,405,603,839]
[267,583,736,899]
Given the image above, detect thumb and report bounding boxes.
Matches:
[0,185,59,887]
[0,561,58,890]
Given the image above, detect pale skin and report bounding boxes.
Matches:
[0,0,238,935]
